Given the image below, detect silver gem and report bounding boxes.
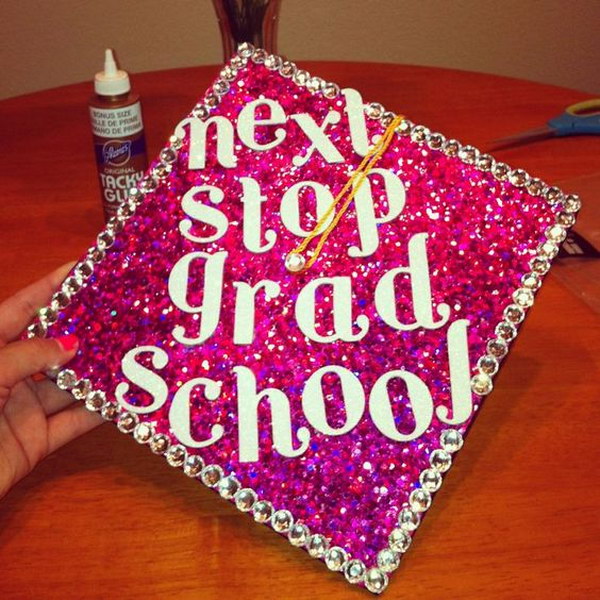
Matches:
[96,231,115,251]
[458,145,479,164]
[100,403,118,421]
[64,275,83,294]
[183,454,204,478]
[344,559,366,584]
[526,177,545,196]
[322,82,340,98]
[293,69,309,86]
[398,507,420,531]
[476,153,495,171]
[492,162,510,180]
[133,421,154,443]
[389,528,412,553]
[75,260,94,280]
[504,303,525,324]
[410,125,429,143]
[513,287,534,307]
[522,272,541,290]
[430,448,452,472]
[471,372,493,395]
[237,42,254,58]
[409,488,432,513]
[38,306,57,326]
[205,93,219,108]
[509,168,529,187]
[426,132,445,150]
[213,79,229,96]
[365,102,384,120]
[116,411,138,433]
[440,428,464,453]
[85,390,106,412]
[529,256,550,275]
[152,163,171,180]
[557,211,575,227]
[192,104,209,119]
[234,488,257,511]
[128,186,144,202]
[495,320,516,341]
[159,147,177,164]
[279,60,297,78]
[545,186,563,205]
[325,546,348,571]
[442,139,461,156]
[88,247,105,263]
[546,224,567,243]
[563,194,581,213]
[288,522,310,546]
[264,54,282,71]
[396,119,413,135]
[307,534,329,558]
[139,176,157,193]
[487,337,508,358]
[56,369,77,390]
[72,378,91,400]
[365,568,388,594]
[377,548,400,573]
[252,500,274,523]
[306,76,323,94]
[477,354,499,376]
[165,444,187,467]
[230,55,247,69]
[285,252,305,273]
[149,433,170,455]
[217,474,240,499]
[117,202,135,220]
[419,468,442,493]
[251,48,268,64]
[380,111,396,126]
[106,216,123,235]
[200,464,223,487]
[220,65,236,81]
[52,290,71,309]
[27,321,46,338]
[271,509,294,533]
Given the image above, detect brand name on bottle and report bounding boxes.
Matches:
[103,140,131,165]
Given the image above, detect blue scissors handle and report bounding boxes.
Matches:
[548,99,600,136]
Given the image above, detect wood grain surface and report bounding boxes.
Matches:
[0,62,599,600]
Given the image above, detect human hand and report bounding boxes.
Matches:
[0,263,103,499]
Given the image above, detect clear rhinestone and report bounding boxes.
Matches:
[409,489,432,513]
[217,474,240,499]
[106,216,123,235]
[139,176,157,193]
[85,390,106,412]
[56,369,77,390]
[100,403,118,421]
[365,567,389,593]
[285,252,305,273]
[220,65,236,81]
[440,429,464,453]
[325,546,348,571]
[430,448,452,472]
[293,69,309,86]
[165,444,186,467]
[251,48,268,63]
[72,378,91,400]
[492,162,510,180]
[545,186,563,205]
[546,224,567,243]
[458,145,479,164]
[442,139,461,156]
[377,548,400,573]
[509,168,529,187]
[288,522,310,546]
[152,163,171,180]
[96,231,115,251]
[213,79,229,95]
[116,411,138,433]
[380,111,395,126]
[396,119,413,135]
[410,125,429,143]
[487,338,508,358]
[529,256,550,275]
[38,306,57,325]
[200,464,223,487]
[234,488,257,511]
[556,211,575,227]
[271,509,294,533]
[322,81,340,98]
[64,275,83,294]
[398,507,420,531]
[237,42,254,58]
[504,303,525,324]
[252,500,274,523]
[159,147,177,165]
[306,76,323,94]
[426,132,445,150]
[471,372,493,395]
[133,421,154,443]
[495,320,516,341]
[419,468,442,492]
[279,60,297,78]
[389,528,412,553]
[205,93,219,108]
[149,433,170,455]
[27,321,46,338]
[183,454,204,477]
[476,153,495,171]
[513,287,534,307]
[128,186,144,202]
[192,104,209,119]
[563,194,581,213]
[365,102,384,120]
[264,54,282,71]
[117,202,135,220]
[75,260,94,280]
[307,534,329,558]
[526,177,545,196]
[88,247,106,263]
[52,290,71,309]
[230,55,247,70]
[344,559,366,584]
[477,355,499,375]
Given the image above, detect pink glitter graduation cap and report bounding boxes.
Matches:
[28,44,579,594]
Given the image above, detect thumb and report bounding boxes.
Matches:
[0,335,79,391]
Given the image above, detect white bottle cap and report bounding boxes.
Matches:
[94,49,131,96]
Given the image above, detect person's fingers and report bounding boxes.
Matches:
[0,262,76,345]
[46,404,104,455]
[0,336,79,399]
[32,379,77,416]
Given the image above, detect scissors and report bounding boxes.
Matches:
[489,99,600,151]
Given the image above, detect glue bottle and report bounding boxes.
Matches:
[89,49,148,220]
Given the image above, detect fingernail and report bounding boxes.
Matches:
[56,334,79,353]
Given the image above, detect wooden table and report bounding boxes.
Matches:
[1,62,599,599]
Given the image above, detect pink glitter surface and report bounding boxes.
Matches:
[43,59,562,578]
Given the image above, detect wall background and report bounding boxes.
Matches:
[3,0,599,99]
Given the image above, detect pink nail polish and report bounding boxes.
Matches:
[56,334,79,353]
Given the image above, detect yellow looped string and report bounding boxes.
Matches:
[289,114,405,271]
